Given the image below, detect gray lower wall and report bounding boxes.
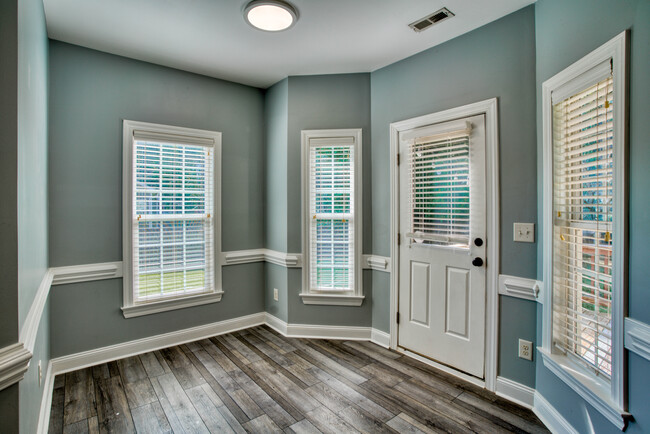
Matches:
[51,264,264,357]
[20,302,50,433]
[265,263,288,323]
[534,0,650,432]
[48,41,267,357]
[498,297,536,387]
[369,6,538,386]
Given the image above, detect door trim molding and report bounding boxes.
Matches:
[389,98,500,392]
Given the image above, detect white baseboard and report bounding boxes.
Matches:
[495,376,535,409]
[37,361,55,434]
[50,312,266,375]
[264,313,377,341]
[370,329,390,348]
[533,392,578,434]
[264,313,288,335]
[288,323,371,340]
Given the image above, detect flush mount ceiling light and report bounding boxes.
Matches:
[244,0,298,32]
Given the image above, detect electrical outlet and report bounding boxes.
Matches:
[513,223,535,243]
[518,339,533,361]
[38,361,42,387]
[273,288,279,301]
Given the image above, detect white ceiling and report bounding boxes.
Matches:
[43,0,534,89]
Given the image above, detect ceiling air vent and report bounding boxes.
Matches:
[409,7,454,32]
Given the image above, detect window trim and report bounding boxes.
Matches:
[541,31,628,427]
[121,120,222,318]
[300,129,364,306]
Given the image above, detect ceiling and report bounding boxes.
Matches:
[43,0,534,89]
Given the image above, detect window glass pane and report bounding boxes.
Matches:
[133,139,213,303]
[552,76,614,377]
[309,144,354,291]
[407,137,470,248]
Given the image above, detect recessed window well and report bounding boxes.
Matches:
[244,0,298,32]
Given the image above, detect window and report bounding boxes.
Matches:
[552,75,614,377]
[300,129,363,306]
[406,121,472,248]
[122,120,222,318]
[542,32,627,427]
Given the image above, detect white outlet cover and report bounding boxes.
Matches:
[513,223,535,243]
[273,288,279,301]
[518,339,533,361]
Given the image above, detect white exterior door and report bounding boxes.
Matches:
[397,115,487,378]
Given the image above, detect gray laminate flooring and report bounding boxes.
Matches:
[48,325,549,433]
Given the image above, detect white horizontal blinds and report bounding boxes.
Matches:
[132,137,214,303]
[309,140,354,291]
[552,73,614,378]
[407,129,471,248]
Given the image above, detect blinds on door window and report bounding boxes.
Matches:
[406,124,472,248]
[309,139,355,291]
[552,73,614,377]
[132,137,215,303]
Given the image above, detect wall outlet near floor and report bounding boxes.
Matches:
[513,222,535,243]
[518,339,533,361]
[273,288,279,301]
[38,360,42,387]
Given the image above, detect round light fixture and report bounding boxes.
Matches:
[244,0,298,32]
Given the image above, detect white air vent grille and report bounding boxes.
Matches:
[409,7,454,33]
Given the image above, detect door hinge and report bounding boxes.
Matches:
[397,153,400,165]
[396,312,400,324]
[397,233,401,245]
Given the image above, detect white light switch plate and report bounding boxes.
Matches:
[513,223,535,243]
[273,288,279,301]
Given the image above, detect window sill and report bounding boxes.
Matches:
[122,291,224,318]
[299,293,365,306]
[539,348,630,430]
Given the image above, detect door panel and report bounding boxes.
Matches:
[398,115,486,379]
[445,267,469,338]
[409,261,430,326]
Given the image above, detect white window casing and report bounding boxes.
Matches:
[300,129,364,306]
[122,120,222,318]
[541,31,630,429]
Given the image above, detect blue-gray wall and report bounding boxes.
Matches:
[0,0,19,355]
[285,74,373,326]
[48,41,266,357]
[0,0,50,430]
[534,0,650,432]
[0,0,20,428]
[17,0,50,426]
[370,6,538,385]
[264,79,289,253]
[262,74,375,327]
[264,79,290,321]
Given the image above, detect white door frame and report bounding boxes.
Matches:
[389,98,500,392]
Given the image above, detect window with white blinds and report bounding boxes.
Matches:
[552,74,615,378]
[302,129,362,303]
[407,127,471,248]
[309,142,354,291]
[123,120,221,316]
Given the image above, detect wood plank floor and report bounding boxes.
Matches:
[48,326,549,433]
